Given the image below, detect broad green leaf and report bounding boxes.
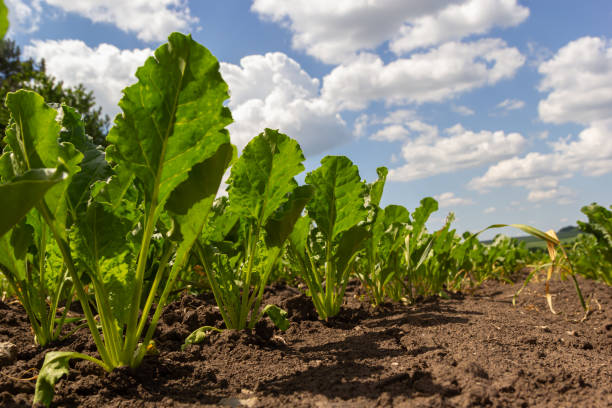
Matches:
[71,202,137,325]
[579,203,612,255]
[0,222,32,282]
[334,225,370,276]
[262,304,289,331]
[264,185,313,248]
[60,105,113,216]
[288,215,311,257]
[0,0,8,40]
[4,91,62,172]
[228,129,305,223]
[305,156,367,241]
[34,351,108,407]
[167,141,234,270]
[0,168,67,238]
[106,33,232,216]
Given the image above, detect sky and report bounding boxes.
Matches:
[5,0,612,238]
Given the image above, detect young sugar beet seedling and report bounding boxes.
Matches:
[185,129,312,344]
[288,155,370,320]
[1,33,236,406]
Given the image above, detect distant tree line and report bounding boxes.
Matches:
[0,39,109,146]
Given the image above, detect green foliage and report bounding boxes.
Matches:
[2,33,236,406]
[194,129,311,331]
[574,203,612,285]
[289,155,369,320]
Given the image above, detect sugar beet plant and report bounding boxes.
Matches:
[289,156,370,320]
[187,129,312,339]
[0,33,234,405]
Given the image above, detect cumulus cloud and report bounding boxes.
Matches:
[321,39,525,111]
[452,104,475,116]
[368,117,525,181]
[42,0,197,42]
[251,0,454,64]
[5,0,42,34]
[220,52,350,155]
[470,36,612,202]
[484,206,496,214]
[496,98,525,111]
[390,0,528,54]
[251,0,528,64]
[538,37,612,125]
[435,192,474,208]
[24,40,151,116]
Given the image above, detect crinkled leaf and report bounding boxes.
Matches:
[0,168,67,238]
[106,32,232,217]
[262,304,289,331]
[60,105,113,216]
[305,156,366,241]
[228,129,305,224]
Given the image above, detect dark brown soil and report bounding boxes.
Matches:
[1,276,611,407]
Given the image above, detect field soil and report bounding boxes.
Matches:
[1,275,611,407]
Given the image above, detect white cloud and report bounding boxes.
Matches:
[390,0,529,54]
[251,0,528,64]
[538,36,612,126]
[370,125,409,142]
[452,104,475,116]
[435,192,474,208]
[220,52,350,155]
[380,121,525,181]
[251,0,456,64]
[5,0,42,34]
[470,36,612,201]
[321,39,525,111]
[42,0,197,42]
[496,98,525,111]
[484,206,495,214]
[24,40,151,116]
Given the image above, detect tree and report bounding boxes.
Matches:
[0,39,110,146]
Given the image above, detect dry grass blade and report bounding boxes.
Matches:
[545,229,558,314]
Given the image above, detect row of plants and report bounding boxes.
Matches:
[0,13,609,405]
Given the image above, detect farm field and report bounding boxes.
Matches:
[0,275,610,407]
[2,5,612,407]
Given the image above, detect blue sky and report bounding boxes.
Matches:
[5,0,612,238]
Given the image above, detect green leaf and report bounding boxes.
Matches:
[0,168,67,238]
[71,202,137,325]
[34,351,109,407]
[4,91,62,172]
[305,156,367,241]
[368,167,388,208]
[264,185,313,248]
[60,105,113,216]
[334,225,370,276]
[106,33,233,216]
[182,326,222,350]
[0,0,8,40]
[228,129,305,224]
[262,304,289,331]
[410,197,438,240]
